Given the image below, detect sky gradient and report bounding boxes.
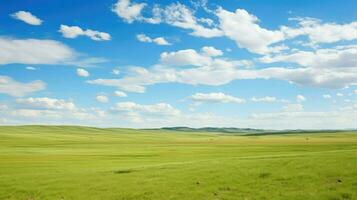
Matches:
[1,0,357,129]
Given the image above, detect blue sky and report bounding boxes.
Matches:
[1,0,357,129]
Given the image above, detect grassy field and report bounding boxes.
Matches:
[0,126,356,200]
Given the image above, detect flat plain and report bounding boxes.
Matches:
[0,126,356,200]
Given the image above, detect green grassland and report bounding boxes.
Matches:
[0,126,356,200]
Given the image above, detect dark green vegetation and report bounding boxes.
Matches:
[0,126,356,200]
[160,127,267,134]
[160,126,352,135]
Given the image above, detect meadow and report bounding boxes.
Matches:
[0,126,356,200]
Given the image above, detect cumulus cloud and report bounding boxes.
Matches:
[110,1,357,55]
[112,68,120,75]
[96,95,109,103]
[88,48,253,93]
[0,37,75,65]
[190,92,245,104]
[2,97,357,129]
[157,3,223,38]
[282,17,357,44]
[89,3,357,92]
[0,102,106,125]
[160,49,212,66]
[336,92,344,97]
[88,57,357,93]
[114,91,127,97]
[201,46,223,57]
[216,8,286,54]
[260,45,357,69]
[59,25,111,41]
[251,96,288,103]
[0,76,45,97]
[92,44,357,93]
[323,94,332,99]
[214,9,357,53]
[77,68,90,77]
[259,45,357,88]
[88,77,147,93]
[112,102,180,117]
[112,0,146,23]
[112,2,288,53]
[83,51,255,93]
[283,103,304,112]
[11,11,42,25]
[153,37,171,46]
[16,97,76,110]
[113,2,222,38]
[296,95,306,102]
[136,34,171,45]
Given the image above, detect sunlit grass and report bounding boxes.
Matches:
[0,126,356,200]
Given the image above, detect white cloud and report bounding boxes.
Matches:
[114,91,127,97]
[0,104,8,110]
[143,5,162,24]
[0,37,75,65]
[136,34,151,42]
[354,90,357,94]
[96,95,109,103]
[251,96,281,103]
[283,103,303,112]
[112,68,120,75]
[88,77,146,93]
[159,3,223,38]
[0,76,45,97]
[82,46,261,93]
[11,11,42,25]
[336,92,344,97]
[282,17,357,44]
[216,8,285,54]
[112,102,180,116]
[119,2,223,38]
[259,45,357,88]
[267,67,357,89]
[201,46,223,57]
[112,0,146,23]
[59,25,111,41]
[110,2,357,55]
[160,49,211,66]
[260,45,357,69]
[77,68,90,77]
[88,41,357,93]
[65,57,109,68]
[136,34,171,45]
[214,10,357,53]
[296,95,306,102]
[0,103,106,125]
[88,60,357,93]
[85,48,258,93]
[323,94,332,99]
[16,97,76,110]
[9,109,61,118]
[248,103,357,129]
[26,66,37,70]
[153,37,171,45]
[2,100,357,129]
[198,17,214,26]
[190,92,245,104]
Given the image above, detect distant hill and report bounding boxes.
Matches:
[160,127,268,134]
[159,127,353,135]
